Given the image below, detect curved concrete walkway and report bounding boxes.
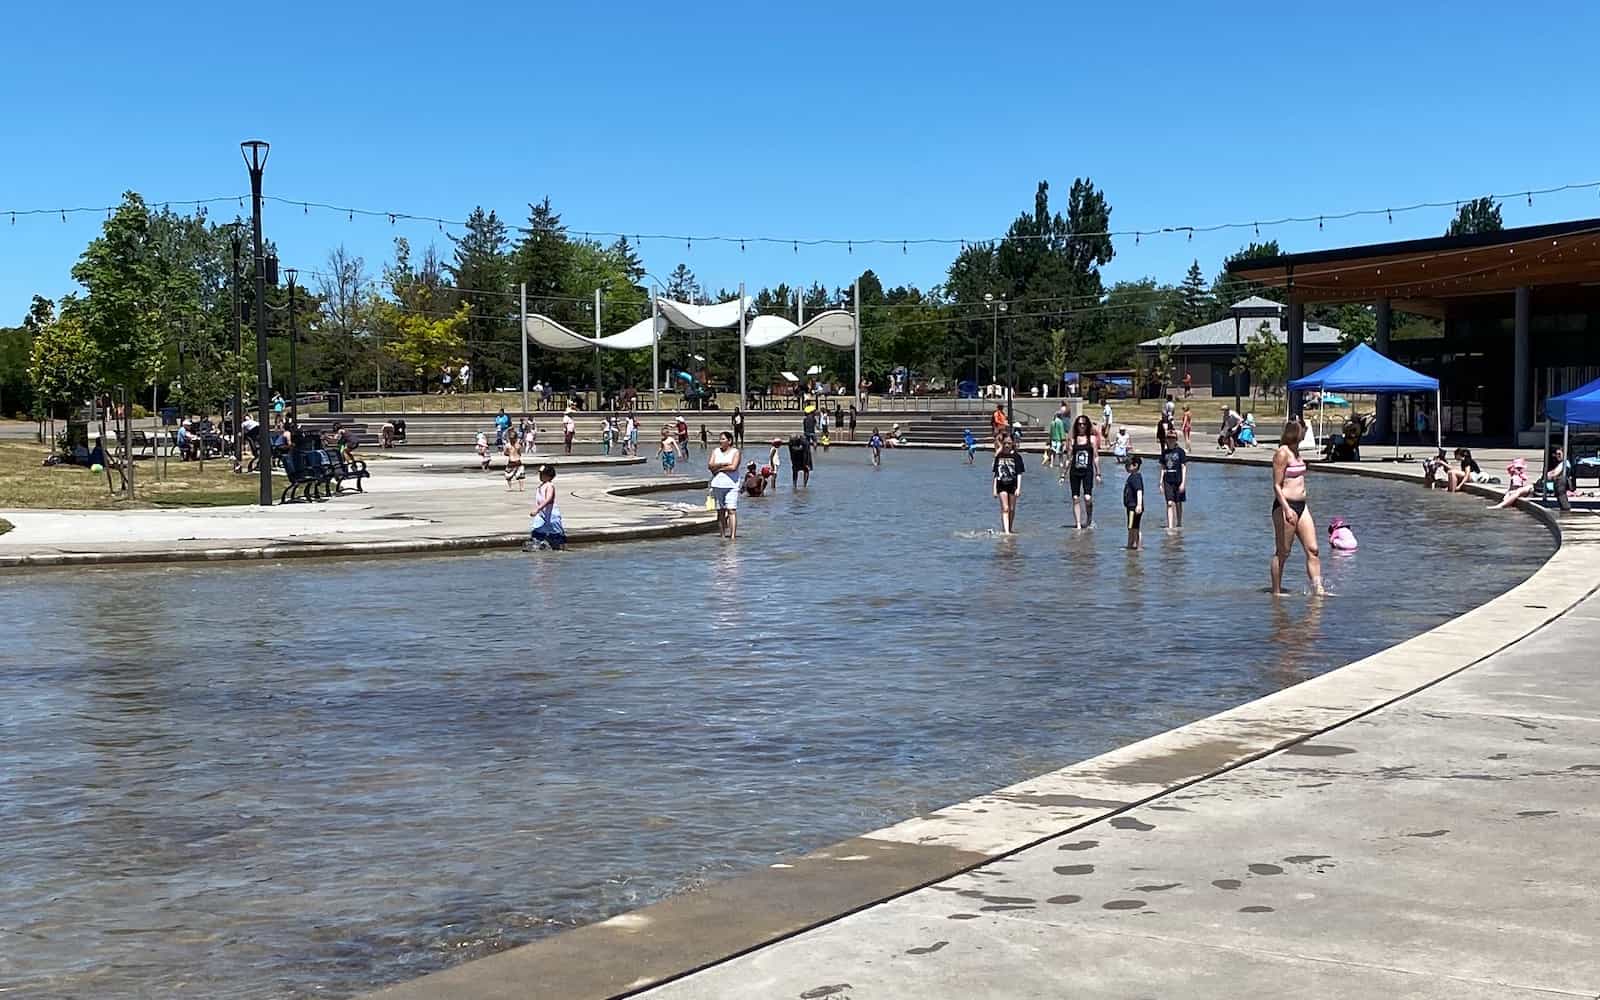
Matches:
[364,477,1598,999]
[0,461,714,568]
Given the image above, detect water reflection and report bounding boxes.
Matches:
[0,454,1551,999]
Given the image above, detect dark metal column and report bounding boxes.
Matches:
[1514,285,1531,439]
[1373,297,1392,440]
[1286,299,1305,417]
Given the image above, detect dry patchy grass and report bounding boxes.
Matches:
[0,442,262,510]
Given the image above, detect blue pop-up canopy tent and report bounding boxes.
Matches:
[1288,343,1440,451]
[1547,375,1600,426]
[1545,375,1600,473]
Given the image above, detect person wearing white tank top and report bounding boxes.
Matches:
[708,432,743,539]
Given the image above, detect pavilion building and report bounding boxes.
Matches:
[1228,218,1600,444]
[1136,295,1342,401]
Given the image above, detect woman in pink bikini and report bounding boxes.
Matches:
[1270,419,1324,596]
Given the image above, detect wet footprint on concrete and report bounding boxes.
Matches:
[1517,810,1557,818]
[1248,863,1284,876]
[799,986,852,999]
[1212,879,1243,890]
[1133,883,1181,892]
[1406,829,1450,838]
[1109,816,1155,832]
[1046,895,1082,904]
[1053,864,1095,876]
[1058,840,1098,851]
[905,941,948,956]
[1102,899,1147,910]
[946,913,979,920]
[1239,905,1275,913]
[980,904,1036,912]
[1283,855,1332,864]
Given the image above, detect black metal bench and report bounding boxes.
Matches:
[277,451,331,504]
[325,449,370,493]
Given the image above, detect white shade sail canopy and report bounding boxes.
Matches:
[523,314,666,352]
[656,296,752,331]
[524,297,856,351]
[744,309,857,349]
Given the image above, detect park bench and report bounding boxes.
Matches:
[277,451,330,504]
[323,448,370,494]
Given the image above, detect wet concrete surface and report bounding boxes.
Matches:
[633,556,1600,998]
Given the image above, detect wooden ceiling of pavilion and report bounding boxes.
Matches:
[1227,217,1600,316]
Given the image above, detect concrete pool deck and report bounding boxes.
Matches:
[0,455,714,568]
[363,479,1599,999]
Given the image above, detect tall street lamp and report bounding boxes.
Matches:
[985,292,1008,400]
[285,266,299,421]
[241,139,271,505]
[1228,299,1282,417]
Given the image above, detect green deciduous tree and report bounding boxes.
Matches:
[1446,197,1503,236]
[1334,303,1376,351]
[381,300,470,383]
[1239,320,1287,413]
[28,308,99,434]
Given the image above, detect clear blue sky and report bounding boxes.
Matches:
[3,0,1597,320]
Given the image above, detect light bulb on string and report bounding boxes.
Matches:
[902,241,907,255]
[303,203,308,215]
[740,240,745,252]
[389,214,396,225]
[848,240,853,254]
[348,211,353,221]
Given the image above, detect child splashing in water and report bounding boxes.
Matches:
[868,427,885,467]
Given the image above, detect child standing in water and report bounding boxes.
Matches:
[1123,455,1145,550]
[699,423,709,452]
[1180,405,1193,449]
[1112,426,1130,468]
[1159,434,1188,528]
[767,437,782,490]
[868,427,884,466]
[962,428,977,465]
[992,435,1025,534]
[601,419,614,455]
[659,430,678,472]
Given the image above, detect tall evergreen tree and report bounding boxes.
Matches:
[512,197,570,307]
[449,207,511,386]
[607,236,645,283]
[1178,260,1211,327]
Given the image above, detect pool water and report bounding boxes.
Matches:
[0,450,1552,998]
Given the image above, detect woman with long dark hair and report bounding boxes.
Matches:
[1270,419,1324,596]
[1067,414,1101,529]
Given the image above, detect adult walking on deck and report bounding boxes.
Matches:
[1270,419,1324,596]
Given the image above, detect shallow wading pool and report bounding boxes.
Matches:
[0,451,1553,998]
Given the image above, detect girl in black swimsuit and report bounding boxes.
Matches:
[1068,414,1100,529]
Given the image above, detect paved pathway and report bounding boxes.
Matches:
[634,516,1600,1000]
[0,455,713,567]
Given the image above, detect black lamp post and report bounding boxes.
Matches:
[241,139,271,505]
[285,267,299,421]
[1227,300,1283,417]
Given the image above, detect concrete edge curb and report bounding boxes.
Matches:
[0,478,717,570]
[362,466,1592,1000]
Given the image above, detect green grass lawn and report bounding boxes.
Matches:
[0,441,264,510]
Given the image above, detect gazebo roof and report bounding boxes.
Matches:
[1138,296,1341,350]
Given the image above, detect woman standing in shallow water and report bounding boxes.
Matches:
[1270,419,1325,596]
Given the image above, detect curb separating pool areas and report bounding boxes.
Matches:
[363,462,1595,1000]
[0,478,717,570]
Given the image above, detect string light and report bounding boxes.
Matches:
[9,179,1600,261]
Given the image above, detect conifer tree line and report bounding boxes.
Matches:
[0,186,1493,418]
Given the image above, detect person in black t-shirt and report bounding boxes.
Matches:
[992,436,1025,535]
[1123,455,1145,550]
[1159,440,1188,528]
